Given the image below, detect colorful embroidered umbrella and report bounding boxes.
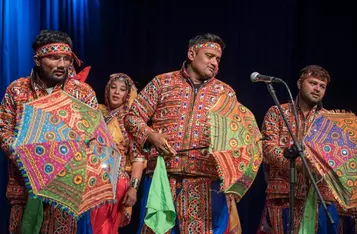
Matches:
[13,90,121,218]
[303,111,357,210]
[208,93,263,200]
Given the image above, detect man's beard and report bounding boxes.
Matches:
[300,92,320,108]
[41,70,69,87]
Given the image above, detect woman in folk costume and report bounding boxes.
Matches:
[90,73,146,234]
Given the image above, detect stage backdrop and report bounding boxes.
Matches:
[1,0,356,233]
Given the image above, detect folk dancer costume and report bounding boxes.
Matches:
[125,42,259,234]
[90,73,138,233]
[257,100,357,234]
[0,43,98,234]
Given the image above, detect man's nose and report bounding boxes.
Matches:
[57,58,66,67]
[211,58,218,67]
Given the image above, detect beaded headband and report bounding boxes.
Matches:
[189,42,222,53]
[35,43,82,67]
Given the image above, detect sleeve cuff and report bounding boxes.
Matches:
[136,126,155,147]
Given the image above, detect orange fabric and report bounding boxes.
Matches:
[90,176,129,234]
[226,196,242,234]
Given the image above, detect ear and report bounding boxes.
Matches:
[297,79,302,90]
[33,56,40,67]
[187,48,196,62]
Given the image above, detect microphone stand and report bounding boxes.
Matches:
[265,83,334,234]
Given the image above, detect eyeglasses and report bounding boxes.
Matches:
[45,55,73,64]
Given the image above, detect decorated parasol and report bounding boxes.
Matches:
[13,90,122,218]
[303,111,357,210]
[208,93,263,200]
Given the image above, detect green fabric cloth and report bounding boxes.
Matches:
[299,186,318,234]
[144,156,176,234]
[21,196,44,234]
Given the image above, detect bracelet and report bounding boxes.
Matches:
[133,158,146,162]
[130,178,140,190]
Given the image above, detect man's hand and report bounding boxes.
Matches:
[122,187,138,207]
[147,132,176,158]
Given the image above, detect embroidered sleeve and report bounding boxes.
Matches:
[81,83,98,109]
[128,140,147,162]
[124,77,160,150]
[226,86,237,99]
[0,87,17,160]
[68,80,99,109]
[262,106,301,169]
[84,89,98,109]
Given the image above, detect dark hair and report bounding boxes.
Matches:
[32,30,73,52]
[188,33,226,51]
[299,65,331,83]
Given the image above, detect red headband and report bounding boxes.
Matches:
[35,43,82,67]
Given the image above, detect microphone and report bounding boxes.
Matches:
[250,72,283,83]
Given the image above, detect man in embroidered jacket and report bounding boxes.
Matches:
[258,65,356,234]
[125,33,238,234]
[0,30,98,234]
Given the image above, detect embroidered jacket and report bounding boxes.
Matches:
[125,65,236,177]
[262,102,336,202]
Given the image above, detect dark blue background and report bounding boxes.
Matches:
[1,0,356,233]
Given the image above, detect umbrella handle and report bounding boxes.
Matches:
[176,146,208,153]
[85,138,96,145]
